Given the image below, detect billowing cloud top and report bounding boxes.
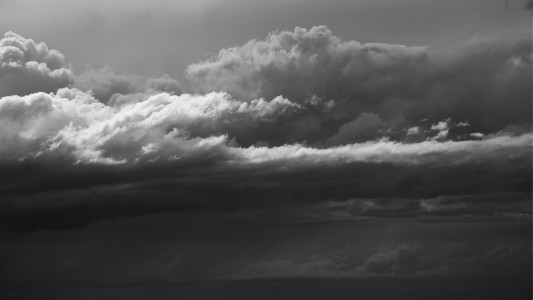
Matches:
[0,32,74,97]
[1,27,531,224]
[187,26,428,102]
[188,26,532,137]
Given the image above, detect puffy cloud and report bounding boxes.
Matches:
[145,74,183,95]
[0,28,531,232]
[0,89,300,164]
[187,26,428,102]
[187,26,532,135]
[72,65,144,103]
[73,67,183,104]
[1,87,530,168]
[0,31,74,97]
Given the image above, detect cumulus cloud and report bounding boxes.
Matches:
[73,66,183,104]
[362,244,423,275]
[187,26,532,136]
[145,74,183,95]
[0,89,300,164]
[72,65,143,103]
[0,31,74,97]
[1,88,531,167]
[187,26,428,102]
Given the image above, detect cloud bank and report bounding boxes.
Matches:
[188,26,532,137]
[0,28,531,296]
[0,87,530,232]
[0,27,530,231]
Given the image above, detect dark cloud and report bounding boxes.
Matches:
[187,26,428,102]
[0,127,530,231]
[0,212,530,297]
[187,26,532,139]
[73,67,183,104]
[72,65,143,103]
[0,32,74,97]
[0,28,531,299]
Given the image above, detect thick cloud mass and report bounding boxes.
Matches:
[1,88,530,167]
[0,32,74,97]
[73,66,183,104]
[0,29,531,298]
[0,28,530,234]
[0,88,530,232]
[72,66,142,103]
[187,26,532,136]
[187,26,428,102]
[0,89,299,164]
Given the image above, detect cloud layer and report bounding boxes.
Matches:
[0,87,530,232]
[0,28,531,298]
[0,28,530,232]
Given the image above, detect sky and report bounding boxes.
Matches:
[0,0,532,299]
[1,0,531,81]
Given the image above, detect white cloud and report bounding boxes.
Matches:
[1,88,531,167]
[0,89,300,164]
[187,26,427,102]
[0,32,74,97]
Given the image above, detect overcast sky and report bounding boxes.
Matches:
[0,1,531,299]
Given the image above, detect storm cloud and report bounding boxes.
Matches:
[187,26,532,136]
[0,24,531,300]
[0,85,530,231]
